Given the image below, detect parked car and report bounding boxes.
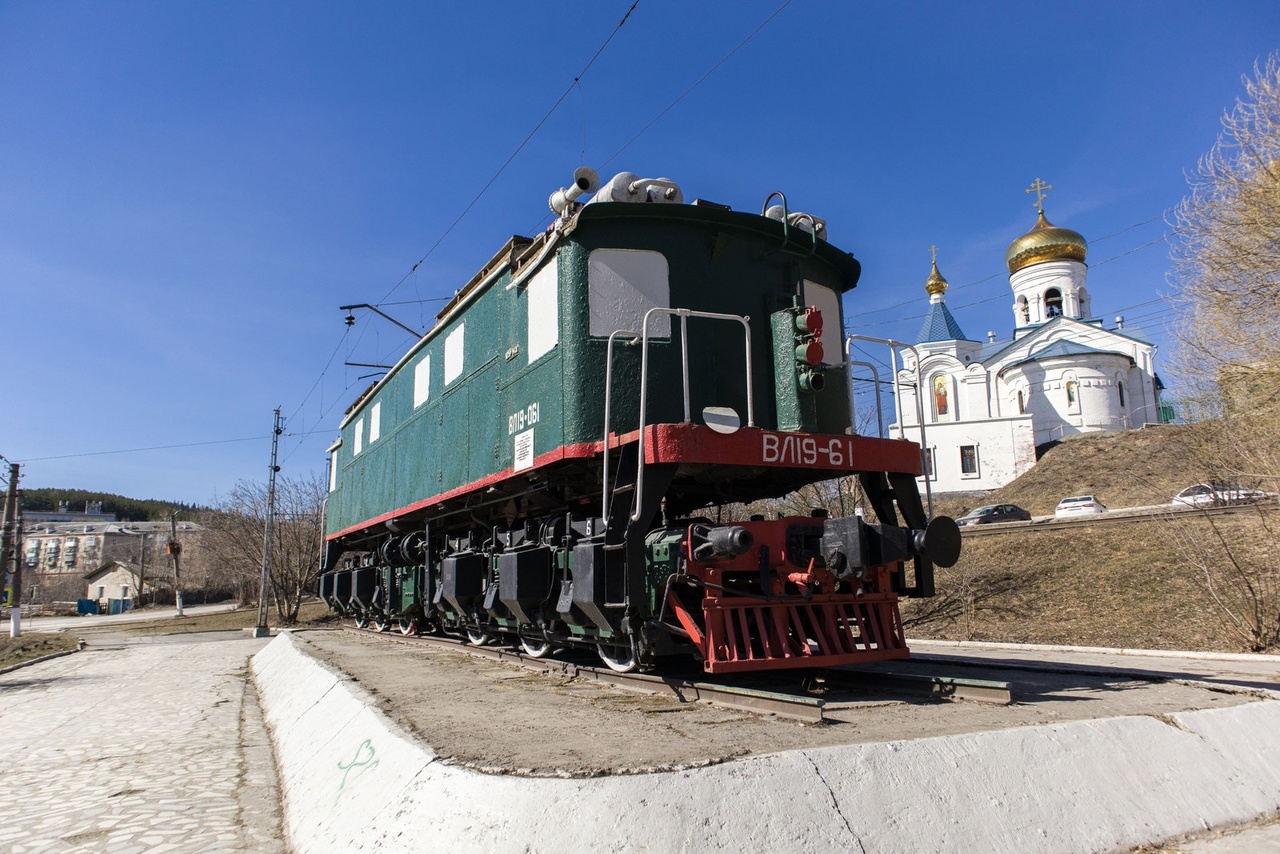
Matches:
[956,504,1033,526]
[1054,495,1107,517]
[1172,483,1269,508]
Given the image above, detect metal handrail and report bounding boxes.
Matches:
[601,329,640,518]
[631,308,754,523]
[846,334,932,517]
[844,356,884,438]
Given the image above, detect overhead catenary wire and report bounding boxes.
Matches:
[375,1,642,309]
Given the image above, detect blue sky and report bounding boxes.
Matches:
[2,1,1277,504]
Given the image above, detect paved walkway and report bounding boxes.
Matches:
[0,631,284,853]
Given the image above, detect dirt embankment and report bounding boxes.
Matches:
[906,424,1278,653]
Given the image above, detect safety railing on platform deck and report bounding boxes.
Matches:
[846,334,932,518]
[599,308,754,526]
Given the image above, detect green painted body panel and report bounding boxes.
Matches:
[326,202,859,539]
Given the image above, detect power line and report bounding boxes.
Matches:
[600,0,795,169]
[376,1,642,308]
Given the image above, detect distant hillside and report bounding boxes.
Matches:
[905,422,1278,653]
[940,423,1217,517]
[19,489,205,522]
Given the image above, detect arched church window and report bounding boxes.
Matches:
[1016,295,1030,324]
[1118,381,1126,408]
[1066,380,1077,405]
[1017,390,1025,414]
[933,375,949,417]
[1045,288,1063,317]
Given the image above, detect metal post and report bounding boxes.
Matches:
[255,408,283,638]
[168,513,183,617]
[2,462,21,637]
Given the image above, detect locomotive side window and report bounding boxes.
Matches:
[444,323,465,385]
[588,249,670,337]
[369,401,382,443]
[526,260,558,363]
[329,450,338,491]
[802,280,842,362]
[354,417,364,455]
[413,354,431,407]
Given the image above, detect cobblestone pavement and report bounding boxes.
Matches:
[0,631,285,853]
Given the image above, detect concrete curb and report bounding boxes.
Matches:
[0,647,80,675]
[252,632,1280,854]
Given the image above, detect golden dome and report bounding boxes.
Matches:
[1005,210,1088,274]
[924,260,948,295]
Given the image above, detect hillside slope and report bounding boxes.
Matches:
[904,423,1278,653]
[982,423,1211,516]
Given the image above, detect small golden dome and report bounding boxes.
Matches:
[924,260,948,295]
[1005,210,1088,274]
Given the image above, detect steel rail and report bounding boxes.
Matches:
[342,626,827,723]
[825,667,1012,705]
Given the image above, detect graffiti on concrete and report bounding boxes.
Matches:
[336,738,380,802]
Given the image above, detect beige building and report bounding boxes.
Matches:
[19,520,204,604]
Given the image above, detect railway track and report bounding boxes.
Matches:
[962,500,1277,537]
[341,625,1012,722]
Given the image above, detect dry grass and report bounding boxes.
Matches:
[0,634,80,670]
[904,511,1276,652]
[79,601,339,637]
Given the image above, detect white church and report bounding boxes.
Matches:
[889,188,1165,495]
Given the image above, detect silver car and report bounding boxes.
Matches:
[1054,495,1107,517]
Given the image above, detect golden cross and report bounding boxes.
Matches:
[929,244,938,264]
[1025,177,1053,210]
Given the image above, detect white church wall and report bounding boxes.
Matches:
[901,416,1036,495]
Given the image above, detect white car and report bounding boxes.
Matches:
[1054,495,1107,517]
[1172,483,1269,508]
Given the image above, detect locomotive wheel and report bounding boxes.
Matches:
[373,616,390,632]
[466,628,493,646]
[354,615,370,629]
[520,637,554,658]
[597,643,638,673]
[397,618,419,636]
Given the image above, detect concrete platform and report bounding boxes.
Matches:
[252,632,1280,853]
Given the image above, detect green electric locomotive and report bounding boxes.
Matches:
[318,167,959,673]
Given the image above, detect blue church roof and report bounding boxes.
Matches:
[915,300,970,344]
[1009,339,1134,368]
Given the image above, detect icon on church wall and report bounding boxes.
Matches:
[934,375,949,416]
[1066,380,1077,405]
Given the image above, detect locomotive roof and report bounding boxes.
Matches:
[337,201,860,430]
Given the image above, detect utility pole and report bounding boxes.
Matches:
[254,408,283,638]
[167,513,184,617]
[3,462,22,637]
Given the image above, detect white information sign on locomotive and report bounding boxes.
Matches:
[513,428,535,472]
[760,433,861,467]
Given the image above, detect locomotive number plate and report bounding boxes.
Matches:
[507,402,540,435]
[761,433,858,467]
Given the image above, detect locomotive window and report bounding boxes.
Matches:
[526,260,558,363]
[369,401,382,443]
[354,417,364,455]
[329,451,338,491]
[445,323,465,385]
[588,249,670,337]
[802,281,842,362]
[414,354,431,407]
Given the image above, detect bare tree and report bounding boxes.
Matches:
[1166,54,1280,651]
[199,474,325,624]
